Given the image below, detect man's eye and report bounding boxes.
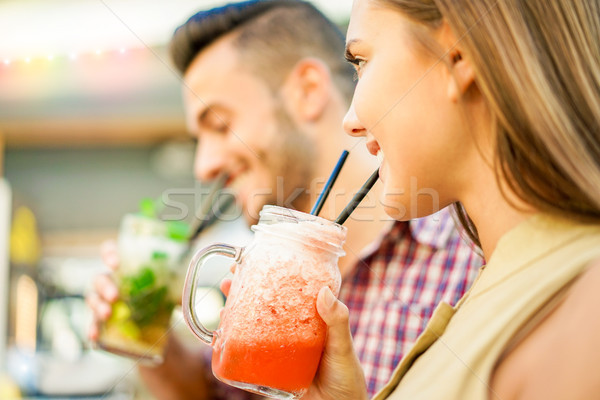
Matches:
[209,119,229,133]
[202,111,230,133]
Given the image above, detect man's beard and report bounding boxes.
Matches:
[264,105,317,212]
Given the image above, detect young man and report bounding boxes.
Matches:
[87,1,482,398]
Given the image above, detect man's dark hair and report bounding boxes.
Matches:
[169,0,355,102]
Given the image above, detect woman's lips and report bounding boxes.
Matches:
[366,140,381,156]
[377,150,385,181]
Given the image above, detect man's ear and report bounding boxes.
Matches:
[280,57,332,122]
[439,22,476,102]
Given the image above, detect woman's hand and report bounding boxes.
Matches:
[302,287,368,400]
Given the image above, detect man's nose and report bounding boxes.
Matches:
[194,137,227,182]
[343,100,367,137]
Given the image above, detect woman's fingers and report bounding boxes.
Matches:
[316,287,354,355]
[220,279,232,297]
[305,286,368,400]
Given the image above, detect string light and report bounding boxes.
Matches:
[3,47,137,65]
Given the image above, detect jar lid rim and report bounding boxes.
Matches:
[251,205,347,255]
[257,205,347,230]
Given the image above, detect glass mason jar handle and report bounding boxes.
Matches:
[182,243,243,345]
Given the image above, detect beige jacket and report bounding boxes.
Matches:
[374,214,600,400]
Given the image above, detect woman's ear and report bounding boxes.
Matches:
[438,22,476,102]
[447,48,475,102]
[280,57,332,122]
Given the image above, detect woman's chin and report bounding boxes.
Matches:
[380,192,410,221]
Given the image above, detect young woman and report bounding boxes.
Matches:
[308,1,600,399]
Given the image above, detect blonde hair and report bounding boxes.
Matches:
[379,0,600,244]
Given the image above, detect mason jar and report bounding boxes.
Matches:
[182,205,346,399]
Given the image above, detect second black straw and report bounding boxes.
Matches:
[335,168,379,225]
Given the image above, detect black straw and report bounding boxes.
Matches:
[188,173,230,242]
[335,168,379,225]
[189,194,234,241]
[310,150,349,216]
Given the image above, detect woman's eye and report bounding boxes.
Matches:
[352,59,366,81]
[345,50,367,81]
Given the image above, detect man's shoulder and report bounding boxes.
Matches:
[409,208,458,248]
[409,208,480,256]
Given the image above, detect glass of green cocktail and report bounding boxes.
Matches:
[98,213,188,364]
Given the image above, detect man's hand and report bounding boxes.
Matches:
[86,241,217,400]
[86,240,120,342]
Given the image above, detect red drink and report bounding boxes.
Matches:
[212,326,325,393]
[183,206,346,399]
[212,263,334,395]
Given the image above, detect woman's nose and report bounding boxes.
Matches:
[343,101,367,137]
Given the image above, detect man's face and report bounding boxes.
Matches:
[183,35,315,225]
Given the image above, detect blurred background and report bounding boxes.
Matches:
[0,0,351,398]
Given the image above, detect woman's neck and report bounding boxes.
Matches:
[462,171,537,260]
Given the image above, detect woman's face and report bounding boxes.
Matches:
[344,0,478,220]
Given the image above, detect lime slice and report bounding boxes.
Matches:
[118,320,142,340]
[111,301,131,321]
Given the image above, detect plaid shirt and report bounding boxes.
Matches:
[207,208,483,399]
[339,208,483,396]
